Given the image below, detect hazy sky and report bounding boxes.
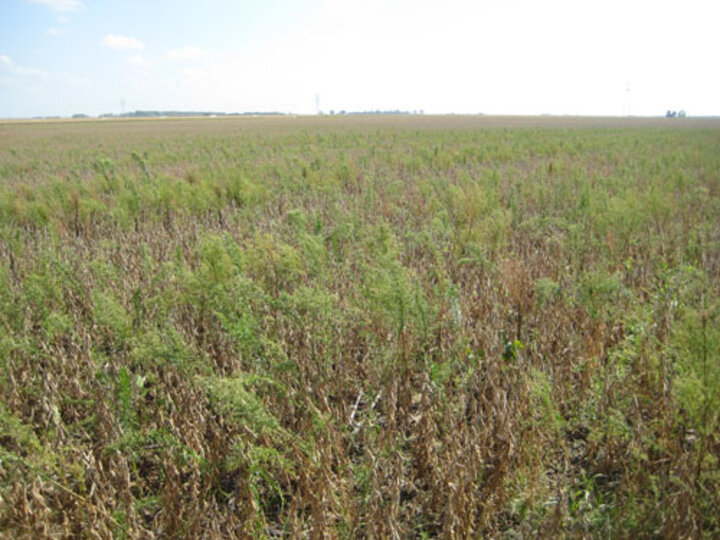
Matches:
[1,0,718,118]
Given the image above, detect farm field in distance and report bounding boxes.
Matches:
[1,115,719,538]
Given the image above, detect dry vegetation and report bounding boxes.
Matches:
[1,115,719,538]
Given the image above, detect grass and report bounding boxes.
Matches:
[0,115,719,537]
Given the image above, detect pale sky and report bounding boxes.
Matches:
[1,0,718,118]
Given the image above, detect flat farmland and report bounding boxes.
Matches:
[1,115,719,537]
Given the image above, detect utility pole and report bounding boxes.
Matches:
[623,83,631,117]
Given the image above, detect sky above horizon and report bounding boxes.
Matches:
[1,0,718,118]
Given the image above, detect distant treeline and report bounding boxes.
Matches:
[337,109,423,115]
[97,111,287,118]
[62,110,425,119]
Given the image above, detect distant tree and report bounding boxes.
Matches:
[678,110,687,118]
[72,113,89,119]
[666,110,677,118]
